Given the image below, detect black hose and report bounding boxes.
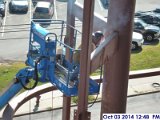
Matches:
[18,56,48,90]
[88,66,103,108]
[152,83,160,88]
[17,69,38,90]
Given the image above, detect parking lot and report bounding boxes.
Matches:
[0,0,67,61]
[0,0,160,61]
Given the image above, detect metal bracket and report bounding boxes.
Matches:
[74,110,91,120]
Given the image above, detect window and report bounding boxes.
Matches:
[35,7,49,14]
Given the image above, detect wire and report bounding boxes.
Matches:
[88,66,103,108]
[18,56,48,90]
[87,42,104,108]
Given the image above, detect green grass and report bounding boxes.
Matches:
[91,44,160,75]
[0,62,25,92]
[0,62,43,93]
[72,95,95,104]
[0,44,160,92]
[130,44,160,70]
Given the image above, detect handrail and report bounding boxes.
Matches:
[2,84,57,120]
[56,40,81,52]
[129,68,160,79]
[2,69,160,120]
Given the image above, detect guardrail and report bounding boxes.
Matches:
[1,68,160,120]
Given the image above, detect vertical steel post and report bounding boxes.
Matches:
[62,95,71,120]
[65,0,76,61]
[62,0,75,120]
[76,0,95,120]
[101,0,136,116]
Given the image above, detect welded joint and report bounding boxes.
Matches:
[90,31,119,73]
[74,110,91,120]
[104,31,119,62]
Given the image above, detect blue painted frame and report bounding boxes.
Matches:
[0,20,100,110]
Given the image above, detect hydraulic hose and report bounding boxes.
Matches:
[18,56,48,90]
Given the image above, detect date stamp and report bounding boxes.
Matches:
[102,114,160,120]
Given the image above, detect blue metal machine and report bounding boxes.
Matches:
[0,20,100,110]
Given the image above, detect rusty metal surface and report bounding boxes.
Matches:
[2,73,160,120]
[1,0,149,119]
[65,0,76,61]
[74,109,77,120]
[90,32,118,73]
[62,0,75,120]
[78,111,91,120]
[76,0,95,119]
[74,110,91,120]
[129,72,160,79]
[129,68,160,79]
[62,95,71,120]
[101,0,136,115]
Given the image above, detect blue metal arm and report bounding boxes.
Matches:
[0,20,100,110]
[0,81,24,110]
[0,67,34,110]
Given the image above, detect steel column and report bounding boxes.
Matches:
[62,0,75,120]
[65,0,76,61]
[62,95,71,120]
[76,0,95,120]
[101,0,136,116]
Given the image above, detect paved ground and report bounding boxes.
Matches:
[0,75,158,120]
[0,0,160,61]
[11,92,160,120]
[0,73,160,119]
[6,93,160,120]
